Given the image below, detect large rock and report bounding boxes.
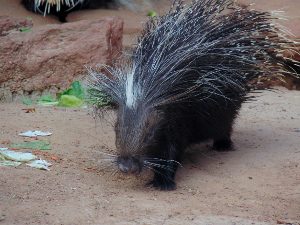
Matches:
[0,16,123,98]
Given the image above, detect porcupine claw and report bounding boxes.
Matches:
[147,176,176,191]
[213,138,234,151]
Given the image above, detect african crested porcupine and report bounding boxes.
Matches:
[88,0,299,190]
[21,0,154,22]
[21,0,89,23]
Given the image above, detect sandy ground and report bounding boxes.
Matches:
[0,0,300,224]
[0,88,300,225]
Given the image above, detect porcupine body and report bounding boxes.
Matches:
[89,0,299,190]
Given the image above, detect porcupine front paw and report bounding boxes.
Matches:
[58,13,68,23]
[147,173,176,191]
[213,138,233,151]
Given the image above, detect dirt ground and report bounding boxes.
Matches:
[0,0,300,224]
[0,89,300,225]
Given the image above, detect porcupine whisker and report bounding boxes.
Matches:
[97,151,118,158]
[99,162,118,171]
[66,0,81,12]
[143,165,161,177]
[95,156,117,171]
[143,165,173,182]
[67,125,119,161]
[144,158,183,167]
[144,161,175,172]
[97,155,117,161]
[143,161,176,172]
[99,159,117,163]
[110,168,120,177]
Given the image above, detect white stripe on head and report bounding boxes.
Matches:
[125,71,138,108]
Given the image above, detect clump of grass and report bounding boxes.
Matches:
[21,80,112,108]
[86,88,113,108]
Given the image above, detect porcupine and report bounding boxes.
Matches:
[21,0,112,22]
[21,0,154,22]
[88,0,300,190]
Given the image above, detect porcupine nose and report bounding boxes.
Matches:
[118,160,130,173]
[117,156,141,174]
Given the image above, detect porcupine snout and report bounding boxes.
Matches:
[117,156,143,174]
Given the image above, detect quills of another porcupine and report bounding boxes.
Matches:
[33,0,157,15]
[33,0,84,15]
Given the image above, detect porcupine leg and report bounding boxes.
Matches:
[213,125,234,151]
[148,156,178,190]
[53,8,68,23]
[21,0,35,11]
[213,137,233,151]
[148,138,184,190]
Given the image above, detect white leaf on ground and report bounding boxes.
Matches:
[26,160,52,171]
[0,148,37,162]
[18,130,52,137]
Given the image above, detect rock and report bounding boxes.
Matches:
[0,16,123,99]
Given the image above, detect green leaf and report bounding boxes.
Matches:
[10,141,52,151]
[38,94,56,102]
[147,10,157,17]
[38,101,59,106]
[58,95,83,107]
[58,81,84,100]
[20,27,32,32]
[38,94,58,106]
[37,94,58,106]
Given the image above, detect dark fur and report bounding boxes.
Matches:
[143,102,239,189]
